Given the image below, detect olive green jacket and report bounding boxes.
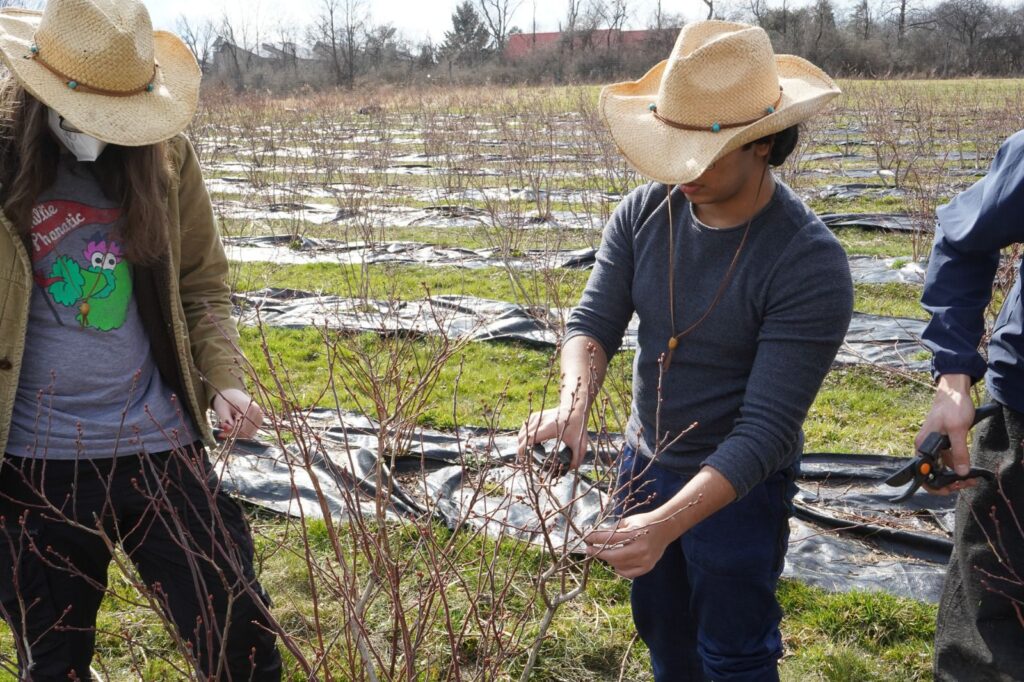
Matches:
[0,134,247,455]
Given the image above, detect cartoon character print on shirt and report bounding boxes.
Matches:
[29,200,131,332]
[47,237,131,330]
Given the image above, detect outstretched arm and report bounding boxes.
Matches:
[517,334,609,466]
[584,465,735,578]
[918,131,1024,490]
[517,186,649,464]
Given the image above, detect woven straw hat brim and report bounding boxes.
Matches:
[0,8,200,147]
[600,54,840,185]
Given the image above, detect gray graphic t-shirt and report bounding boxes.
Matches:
[7,154,198,458]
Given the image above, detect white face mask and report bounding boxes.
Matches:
[47,108,107,162]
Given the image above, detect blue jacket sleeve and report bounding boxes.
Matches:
[922,131,1024,380]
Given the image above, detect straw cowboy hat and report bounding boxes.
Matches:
[0,0,201,146]
[600,20,840,185]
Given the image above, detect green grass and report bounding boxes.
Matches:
[831,228,917,258]
[230,262,591,307]
[241,326,932,457]
[855,283,927,320]
[219,218,602,250]
[231,262,928,324]
[806,193,912,216]
[239,328,576,430]
[221,219,917,259]
[804,366,933,455]
[778,579,935,682]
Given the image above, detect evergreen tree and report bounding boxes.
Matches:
[442,1,493,66]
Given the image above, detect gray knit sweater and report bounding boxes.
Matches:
[565,180,853,498]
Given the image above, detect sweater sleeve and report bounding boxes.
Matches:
[921,132,1024,381]
[563,186,647,358]
[702,227,854,498]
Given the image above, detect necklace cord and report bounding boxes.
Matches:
[664,160,771,366]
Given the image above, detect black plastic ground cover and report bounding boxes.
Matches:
[215,412,957,603]
[225,236,927,285]
[819,213,917,232]
[233,290,930,372]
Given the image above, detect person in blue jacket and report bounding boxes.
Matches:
[918,130,1024,681]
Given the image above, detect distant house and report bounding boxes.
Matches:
[211,38,324,78]
[504,29,665,61]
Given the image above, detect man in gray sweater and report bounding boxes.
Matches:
[518,21,853,681]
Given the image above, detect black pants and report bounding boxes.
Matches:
[0,445,282,681]
[935,404,1024,682]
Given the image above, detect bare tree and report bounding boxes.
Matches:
[938,0,995,72]
[748,0,768,26]
[217,12,250,91]
[476,0,524,54]
[897,0,909,44]
[364,23,398,69]
[532,0,538,44]
[341,0,368,88]
[310,0,367,88]
[608,0,629,32]
[891,0,926,46]
[562,0,584,54]
[273,20,303,72]
[594,0,630,48]
[177,15,217,73]
[849,0,874,40]
[811,0,838,57]
[703,0,715,20]
[576,0,605,52]
[310,0,344,86]
[648,0,683,33]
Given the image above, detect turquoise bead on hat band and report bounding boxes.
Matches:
[650,86,785,133]
[26,44,158,97]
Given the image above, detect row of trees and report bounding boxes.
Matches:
[176,0,1024,91]
[753,0,1024,76]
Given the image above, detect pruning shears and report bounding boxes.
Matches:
[885,402,1000,502]
[531,443,574,477]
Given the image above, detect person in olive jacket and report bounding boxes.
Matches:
[0,0,280,679]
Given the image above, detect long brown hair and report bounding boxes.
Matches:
[0,74,171,265]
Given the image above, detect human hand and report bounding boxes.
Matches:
[212,388,264,440]
[916,374,975,495]
[516,404,588,468]
[583,512,678,579]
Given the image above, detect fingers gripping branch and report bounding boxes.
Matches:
[517,337,608,468]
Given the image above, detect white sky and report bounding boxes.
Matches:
[145,0,716,45]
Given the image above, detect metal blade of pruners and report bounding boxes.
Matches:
[885,402,1000,502]
[531,443,574,477]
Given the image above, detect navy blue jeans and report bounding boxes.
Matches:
[615,446,797,682]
